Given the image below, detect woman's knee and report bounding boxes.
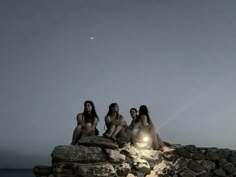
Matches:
[85,123,92,129]
[106,124,115,133]
[76,125,82,131]
[109,124,116,129]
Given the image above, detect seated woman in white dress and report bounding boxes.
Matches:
[132,105,174,152]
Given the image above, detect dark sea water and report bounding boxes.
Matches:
[0,169,34,177]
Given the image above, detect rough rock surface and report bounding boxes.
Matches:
[33,136,236,177]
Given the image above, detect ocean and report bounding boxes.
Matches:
[0,169,35,177]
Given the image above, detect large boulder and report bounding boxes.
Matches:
[78,136,119,149]
[33,165,52,177]
[51,145,106,163]
[34,136,236,177]
[74,163,116,177]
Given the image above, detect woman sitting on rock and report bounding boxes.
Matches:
[132,105,174,152]
[103,103,127,141]
[128,108,138,131]
[71,100,99,145]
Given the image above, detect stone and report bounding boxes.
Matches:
[162,151,179,162]
[52,162,74,169]
[153,160,173,176]
[176,147,191,159]
[171,144,183,149]
[127,173,137,177]
[53,167,64,173]
[117,132,133,147]
[139,149,163,162]
[192,152,205,160]
[136,171,145,177]
[33,165,52,177]
[197,172,213,177]
[187,160,204,173]
[178,169,195,177]
[104,149,126,163]
[133,158,150,174]
[78,136,119,149]
[208,147,219,152]
[145,173,157,177]
[185,145,198,153]
[228,154,236,163]
[51,145,106,162]
[218,149,231,159]
[120,143,140,159]
[53,174,71,177]
[217,159,228,167]
[206,151,220,161]
[75,163,116,177]
[173,157,187,171]
[115,162,131,176]
[213,168,226,177]
[37,137,236,177]
[201,160,216,171]
[223,163,236,175]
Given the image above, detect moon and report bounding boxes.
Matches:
[89,36,95,40]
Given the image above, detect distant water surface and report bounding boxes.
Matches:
[0,169,34,177]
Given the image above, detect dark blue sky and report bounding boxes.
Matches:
[1,0,236,168]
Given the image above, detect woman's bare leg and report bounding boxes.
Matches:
[151,130,161,150]
[117,126,126,137]
[81,123,93,138]
[71,125,83,145]
[111,125,123,140]
[104,125,116,137]
[155,131,175,152]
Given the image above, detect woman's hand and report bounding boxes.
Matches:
[113,120,122,125]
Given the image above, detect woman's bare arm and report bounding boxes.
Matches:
[105,116,111,127]
[76,114,84,126]
[91,117,99,130]
[119,115,127,127]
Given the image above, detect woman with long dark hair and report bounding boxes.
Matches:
[128,108,138,131]
[71,100,99,145]
[103,103,127,141]
[133,105,174,151]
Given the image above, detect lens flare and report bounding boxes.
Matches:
[143,136,149,142]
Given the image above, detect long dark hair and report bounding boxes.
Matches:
[136,105,151,124]
[83,100,99,122]
[130,108,138,114]
[106,103,119,119]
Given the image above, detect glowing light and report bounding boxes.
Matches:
[143,136,149,142]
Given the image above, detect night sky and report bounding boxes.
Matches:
[1,0,236,168]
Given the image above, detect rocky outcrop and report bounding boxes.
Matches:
[33,136,236,177]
